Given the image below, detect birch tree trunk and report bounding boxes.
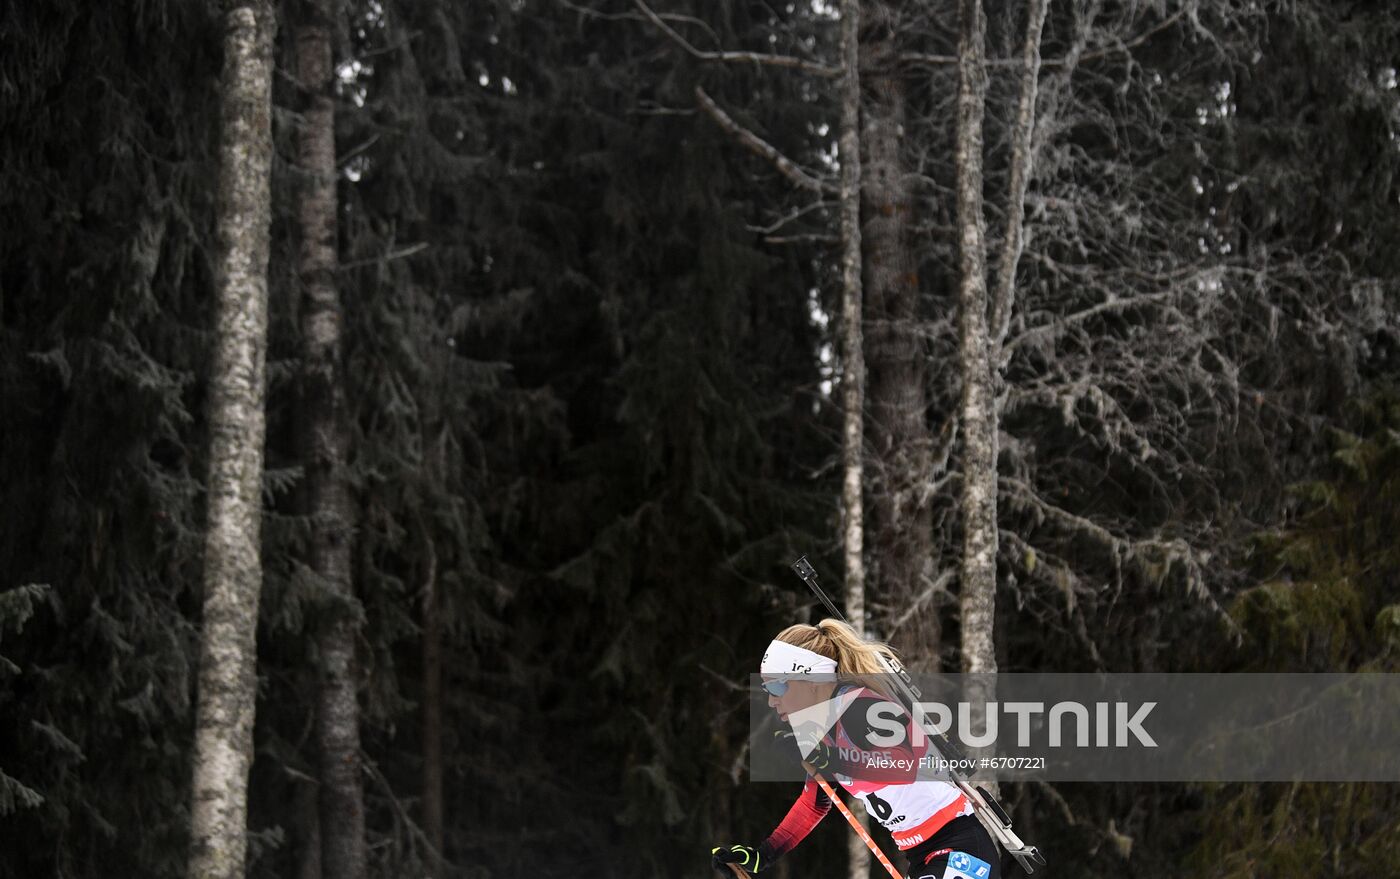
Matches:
[837,10,871,879]
[295,1,366,876]
[952,0,998,803]
[838,8,875,877]
[839,0,867,644]
[955,0,1049,668]
[862,3,939,666]
[187,3,275,877]
[954,0,995,677]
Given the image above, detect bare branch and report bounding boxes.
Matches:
[901,8,1186,71]
[1046,8,1187,69]
[900,51,961,67]
[557,0,719,42]
[339,242,430,271]
[728,733,751,786]
[989,0,1050,358]
[632,0,839,77]
[916,414,959,509]
[1002,476,1125,554]
[886,569,955,637]
[744,199,831,234]
[763,233,840,246]
[626,101,696,116]
[696,663,749,693]
[694,86,836,194]
[1002,288,1173,358]
[338,134,380,169]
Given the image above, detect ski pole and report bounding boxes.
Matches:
[789,557,1046,874]
[802,761,904,879]
[714,770,900,879]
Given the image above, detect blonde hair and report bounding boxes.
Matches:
[774,618,901,700]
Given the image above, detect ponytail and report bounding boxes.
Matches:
[773,619,902,700]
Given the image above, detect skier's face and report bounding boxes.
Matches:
[762,677,833,722]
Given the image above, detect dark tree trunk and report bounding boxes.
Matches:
[421,516,445,875]
[187,2,275,878]
[860,2,939,667]
[294,1,365,876]
[297,779,322,879]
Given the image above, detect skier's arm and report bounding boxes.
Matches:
[758,776,832,862]
[711,777,831,874]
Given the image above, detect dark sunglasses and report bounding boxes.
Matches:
[761,678,791,697]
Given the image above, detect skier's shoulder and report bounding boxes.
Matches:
[835,683,910,734]
[836,681,905,712]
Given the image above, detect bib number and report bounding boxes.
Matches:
[864,791,893,821]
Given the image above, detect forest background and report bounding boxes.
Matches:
[2,1,1399,878]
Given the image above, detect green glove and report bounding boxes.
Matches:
[711,843,767,874]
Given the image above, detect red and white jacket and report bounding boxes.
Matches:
[760,684,971,859]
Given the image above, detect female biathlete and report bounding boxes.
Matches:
[711,619,1001,879]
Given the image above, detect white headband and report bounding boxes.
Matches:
[760,639,838,676]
